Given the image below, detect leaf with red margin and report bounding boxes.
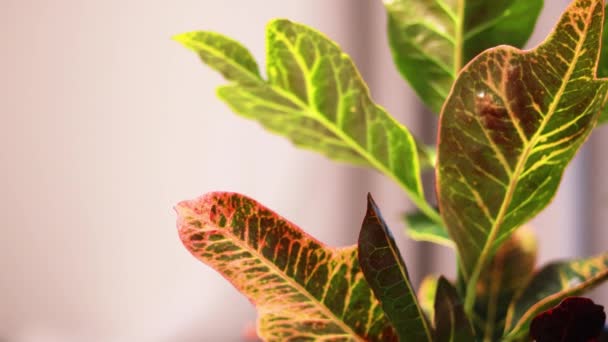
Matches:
[176,192,397,341]
[358,194,432,341]
[504,252,608,340]
[436,0,608,311]
[529,297,606,342]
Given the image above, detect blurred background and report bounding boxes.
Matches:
[1,0,607,340]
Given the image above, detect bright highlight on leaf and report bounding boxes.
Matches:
[384,0,543,113]
[358,194,432,341]
[176,192,397,341]
[175,19,441,225]
[436,0,608,312]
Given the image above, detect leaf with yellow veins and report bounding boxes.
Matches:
[176,192,397,341]
[436,0,608,312]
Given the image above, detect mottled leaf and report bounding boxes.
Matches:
[436,0,608,311]
[599,3,608,123]
[176,192,397,341]
[504,252,608,340]
[434,276,476,341]
[473,227,537,341]
[418,275,440,324]
[404,210,454,248]
[529,297,606,342]
[358,194,432,342]
[384,0,543,113]
[175,19,441,224]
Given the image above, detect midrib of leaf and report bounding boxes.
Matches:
[506,268,608,338]
[193,204,364,341]
[463,9,512,41]
[463,8,593,315]
[268,31,442,225]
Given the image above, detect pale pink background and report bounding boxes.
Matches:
[1,0,606,341]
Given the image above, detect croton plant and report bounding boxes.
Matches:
[174,0,608,340]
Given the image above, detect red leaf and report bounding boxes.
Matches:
[530,297,605,342]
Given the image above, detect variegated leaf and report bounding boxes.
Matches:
[504,252,608,340]
[599,3,608,123]
[358,194,432,341]
[418,275,440,324]
[175,20,441,225]
[436,0,608,312]
[176,192,397,341]
[404,210,454,248]
[384,0,543,113]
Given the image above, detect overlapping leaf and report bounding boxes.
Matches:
[504,252,608,340]
[384,0,543,113]
[418,275,440,324]
[473,227,537,341]
[358,194,432,341]
[436,0,608,311]
[176,192,397,341]
[175,20,440,224]
[433,277,476,341]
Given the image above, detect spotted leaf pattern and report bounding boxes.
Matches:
[175,19,440,225]
[384,0,543,113]
[358,194,432,341]
[436,0,608,311]
[176,192,397,341]
[504,252,608,340]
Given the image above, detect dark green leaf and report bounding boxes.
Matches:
[384,0,543,113]
[473,227,537,341]
[175,19,441,224]
[504,252,608,340]
[434,276,476,341]
[358,194,432,342]
[176,192,397,341]
[436,0,608,312]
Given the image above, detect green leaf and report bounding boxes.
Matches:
[433,276,476,341]
[436,0,608,312]
[473,227,537,341]
[175,20,441,224]
[404,210,454,248]
[418,275,440,324]
[176,192,397,341]
[358,194,432,342]
[504,252,608,340]
[384,0,543,113]
[599,3,608,123]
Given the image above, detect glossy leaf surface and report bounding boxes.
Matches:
[505,252,608,339]
[436,0,608,307]
[385,0,543,113]
[358,194,432,341]
[434,276,476,341]
[176,192,397,341]
[175,20,440,224]
[473,227,537,341]
[404,210,453,248]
